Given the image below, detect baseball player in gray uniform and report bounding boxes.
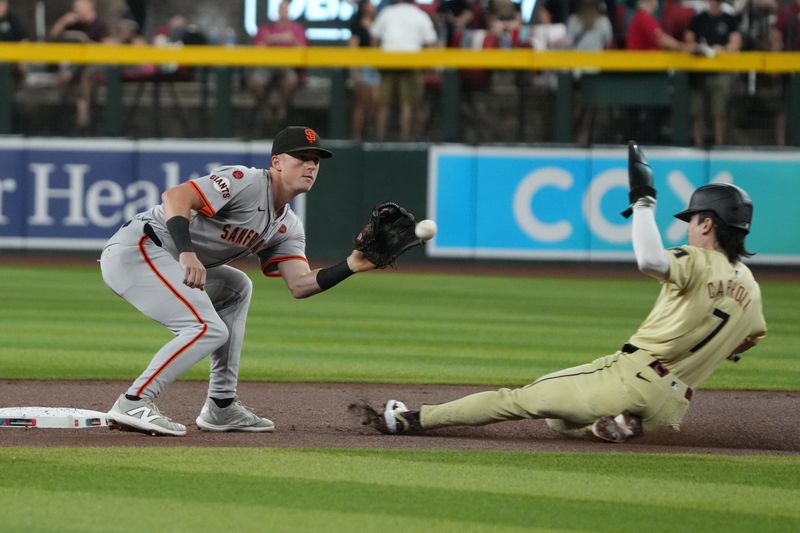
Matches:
[102,126,376,436]
[363,142,767,443]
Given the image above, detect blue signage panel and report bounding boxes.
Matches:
[0,139,263,250]
[430,149,476,252]
[474,149,590,256]
[23,140,137,241]
[0,139,26,243]
[430,146,800,265]
[709,153,800,260]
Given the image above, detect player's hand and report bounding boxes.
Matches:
[727,337,758,363]
[179,252,206,290]
[346,250,376,273]
[622,141,657,218]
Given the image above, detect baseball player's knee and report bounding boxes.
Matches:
[226,276,253,308]
[208,269,253,311]
[229,269,253,296]
[203,316,230,348]
[217,266,252,290]
[225,270,253,307]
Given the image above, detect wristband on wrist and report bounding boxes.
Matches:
[316,259,353,290]
[166,216,194,253]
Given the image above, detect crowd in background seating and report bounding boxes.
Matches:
[1,0,799,144]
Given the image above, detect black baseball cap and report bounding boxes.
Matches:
[270,126,334,159]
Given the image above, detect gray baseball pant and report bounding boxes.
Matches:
[100,219,252,401]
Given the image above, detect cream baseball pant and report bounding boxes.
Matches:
[100,219,253,401]
[420,350,693,437]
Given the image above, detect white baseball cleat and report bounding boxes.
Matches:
[382,399,423,434]
[383,400,409,434]
[195,398,274,432]
[107,394,187,436]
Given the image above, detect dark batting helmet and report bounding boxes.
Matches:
[674,183,753,234]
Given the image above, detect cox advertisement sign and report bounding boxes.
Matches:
[428,146,800,265]
[0,138,301,250]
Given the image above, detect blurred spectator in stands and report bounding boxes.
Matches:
[437,0,486,46]
[371,0,439,141]
[627,0,686,50]
[567,0,614,145]
[105,16,145,45]
[151,15,208,83]
[103,15,157,81]
[488,0,523,47]
[527,0,568,48]
[125,0,147,34]
[0,0,25,42]
[771,0,800,145]
[739,0,777,50]
[0,0,28,90]
[349,0,381,140]
[567,0,614,50]
[247,0,307,127]
[604,0,628,48]
[49,0,110,131]
[684,0,741,147]
[660,0,696,41]
[773,0,800,51]
[153,15,208,46]
[539,0,568,24]
[50,0,109,44]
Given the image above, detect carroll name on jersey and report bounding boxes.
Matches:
[706,278,754,310]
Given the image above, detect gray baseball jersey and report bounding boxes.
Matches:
[100,165,304,401]
[143,165,307,274]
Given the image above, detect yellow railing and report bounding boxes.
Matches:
[1,42,800,72]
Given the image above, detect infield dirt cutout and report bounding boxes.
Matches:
[1,380,798,455]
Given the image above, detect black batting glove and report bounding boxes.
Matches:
[621,140,657,218]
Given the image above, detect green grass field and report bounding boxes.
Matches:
[2,448,799,532]
[1,264,798,532]
[0,264,797,389]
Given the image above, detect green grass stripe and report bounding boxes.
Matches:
[1,265,797,389]
[1,448,799,532]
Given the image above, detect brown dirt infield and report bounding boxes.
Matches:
[1,380,798,455]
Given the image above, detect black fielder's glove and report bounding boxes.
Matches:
[354,202,423,268]
[621,140,657,218]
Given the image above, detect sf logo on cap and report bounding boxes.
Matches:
[304,129,317,143]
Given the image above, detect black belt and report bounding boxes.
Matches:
[621,343,693,400]
[143,223,162,247]
[122,220,162,247]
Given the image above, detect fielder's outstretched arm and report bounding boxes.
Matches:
[277,251,375,299]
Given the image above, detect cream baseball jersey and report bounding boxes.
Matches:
[629,245,767,388]
[140,165,306,275]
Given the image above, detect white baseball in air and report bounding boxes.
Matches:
[415,219,437,240]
